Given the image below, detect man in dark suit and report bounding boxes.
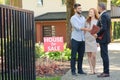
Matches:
[94,2,111,77]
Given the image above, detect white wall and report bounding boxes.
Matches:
[22,0,66,16]
[22,0,111,17]
[76,0,98,11]
[76,0,111,11]
[107,0,111,10]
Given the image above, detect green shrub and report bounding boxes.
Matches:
[35,43,71,61]
[36,76,61,80]
[35,43,45,59]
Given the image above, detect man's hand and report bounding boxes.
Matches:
[80,28,91,31]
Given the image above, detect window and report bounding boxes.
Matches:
[37,0,43,5]
[43,25,55,37]
[62,0,66,5]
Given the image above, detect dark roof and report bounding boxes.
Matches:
[35,12,66,21]
[35,11,88,21]
[35,10,119,21]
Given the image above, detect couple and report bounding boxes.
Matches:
[70,2,111,77]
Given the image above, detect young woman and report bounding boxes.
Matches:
[81,8,99,74]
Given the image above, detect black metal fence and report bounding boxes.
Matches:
[0,5,35,80]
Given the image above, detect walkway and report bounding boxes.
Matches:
[62,43,120,80]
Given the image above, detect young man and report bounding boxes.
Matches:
[70,3,86,76]
[94,2,111,77]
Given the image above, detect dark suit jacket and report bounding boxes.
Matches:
[96,11,111,44]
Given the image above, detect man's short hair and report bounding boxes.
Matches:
[98,2,106,10]
[73,3,81,9]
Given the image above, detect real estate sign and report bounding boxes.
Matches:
[44,37,64,52]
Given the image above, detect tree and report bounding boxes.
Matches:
[98,0,107,3]
[9,0,22,8]
[66,0,76,48]
[0,0,5,4]
[111,0,120,6]
[0,0,22,8]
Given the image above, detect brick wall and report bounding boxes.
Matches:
[35,20,67,43]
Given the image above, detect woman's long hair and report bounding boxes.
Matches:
[86,8,99,24]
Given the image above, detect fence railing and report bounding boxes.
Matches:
[0,5,35,80]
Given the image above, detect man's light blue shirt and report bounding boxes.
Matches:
[70,13,86,41]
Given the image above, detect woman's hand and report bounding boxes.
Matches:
[80,28,86,31]
[93,34,98,38]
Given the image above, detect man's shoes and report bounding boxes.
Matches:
[71,72,77,76]
[78,71,87,75]
[97,73,110,77]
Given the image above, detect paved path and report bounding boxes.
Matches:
[62,43,120,80]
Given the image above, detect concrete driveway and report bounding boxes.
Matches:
[61,43,120,80]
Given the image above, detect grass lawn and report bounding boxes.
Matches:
[36,76,61,80]
[0,73,61,80]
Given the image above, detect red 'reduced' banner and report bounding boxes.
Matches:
[44,37,64,52]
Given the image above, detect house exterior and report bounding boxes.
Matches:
[22,0,111,42]
[22,0,111,17]
[111,6,120,40]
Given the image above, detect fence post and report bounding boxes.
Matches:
[0,5,35,80]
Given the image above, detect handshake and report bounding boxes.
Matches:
[81,25,100,38]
